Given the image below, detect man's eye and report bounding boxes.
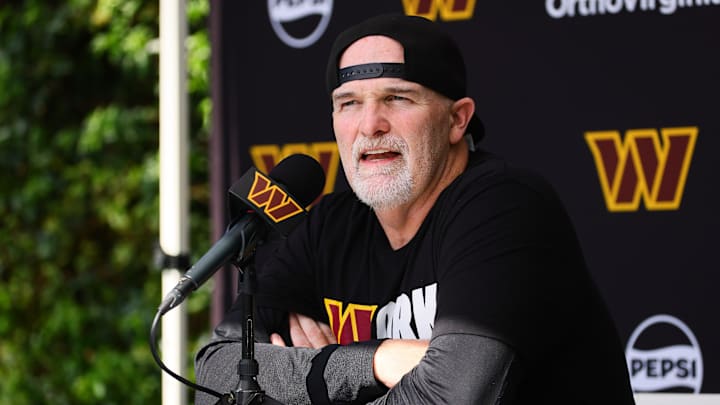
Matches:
[387,95,407,102]
[340,100,357,108]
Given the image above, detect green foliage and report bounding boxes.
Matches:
[0,0,211,403]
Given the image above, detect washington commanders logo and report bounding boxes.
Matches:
[325,299,377,345]
[250,142,341,198]
[585,126,697,212]
[246,171,304,222]
[402,0,476,21]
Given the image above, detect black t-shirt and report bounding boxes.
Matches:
[247,150,634,403]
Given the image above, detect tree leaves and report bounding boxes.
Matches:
[0,0,211,403]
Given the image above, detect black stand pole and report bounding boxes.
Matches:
[213,258,284,405]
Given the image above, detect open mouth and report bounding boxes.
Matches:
[361,150,401,161]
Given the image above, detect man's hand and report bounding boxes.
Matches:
[270,312,337,348]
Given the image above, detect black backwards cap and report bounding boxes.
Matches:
[326,14,485,145]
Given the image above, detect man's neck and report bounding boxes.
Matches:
[375,145,469,250]
[375,195,436,250]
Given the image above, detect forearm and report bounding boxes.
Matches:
[368,334,518,405]
[195,340,316,405]
[196,330,518,405]
[194,339,386,405]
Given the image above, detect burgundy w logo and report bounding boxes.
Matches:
[585,127,698,212]
[250,142,340,198]
[247,172,303,222]
[324,298,377,345]
[401,0,476,21]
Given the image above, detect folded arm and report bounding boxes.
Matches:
[195,322,519,404]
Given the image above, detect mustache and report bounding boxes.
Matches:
[351,135,408,161]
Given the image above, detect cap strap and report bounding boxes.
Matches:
[337,63,405,85]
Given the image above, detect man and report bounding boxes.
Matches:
[195,14,635,404]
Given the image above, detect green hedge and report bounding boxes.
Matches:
[0,1,212,403]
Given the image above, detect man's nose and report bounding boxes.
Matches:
[358,102,390,138]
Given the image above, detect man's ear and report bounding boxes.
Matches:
[449,97,475,144]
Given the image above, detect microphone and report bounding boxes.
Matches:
[158,154,326,315]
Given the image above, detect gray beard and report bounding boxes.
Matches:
[348,135,414,210]
[352,164,414,210]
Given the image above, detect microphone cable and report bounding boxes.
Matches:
[148,228,248,401]
[149,309,225,399]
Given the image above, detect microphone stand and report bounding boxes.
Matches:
[213,255,284,405]
[149,233,286,405]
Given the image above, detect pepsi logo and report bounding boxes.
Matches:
[626,314,703,393]
[268,0,334,48]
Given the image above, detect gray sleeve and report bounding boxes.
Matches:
[194,339,385,405]
[194,340,316,405]
[195,334,517,405]
[367,334,518,405]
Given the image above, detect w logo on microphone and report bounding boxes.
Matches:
[247,172,303,222]
[401,0,476,21]
[585,127,698,212]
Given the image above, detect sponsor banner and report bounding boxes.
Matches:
[214,0,720,392]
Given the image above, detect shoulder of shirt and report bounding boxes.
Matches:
[307,150,560,213]
[455,149,559,199]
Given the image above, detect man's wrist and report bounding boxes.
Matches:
[373,339,429,388]
[304,340,390,403]
[306,344,341,405]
